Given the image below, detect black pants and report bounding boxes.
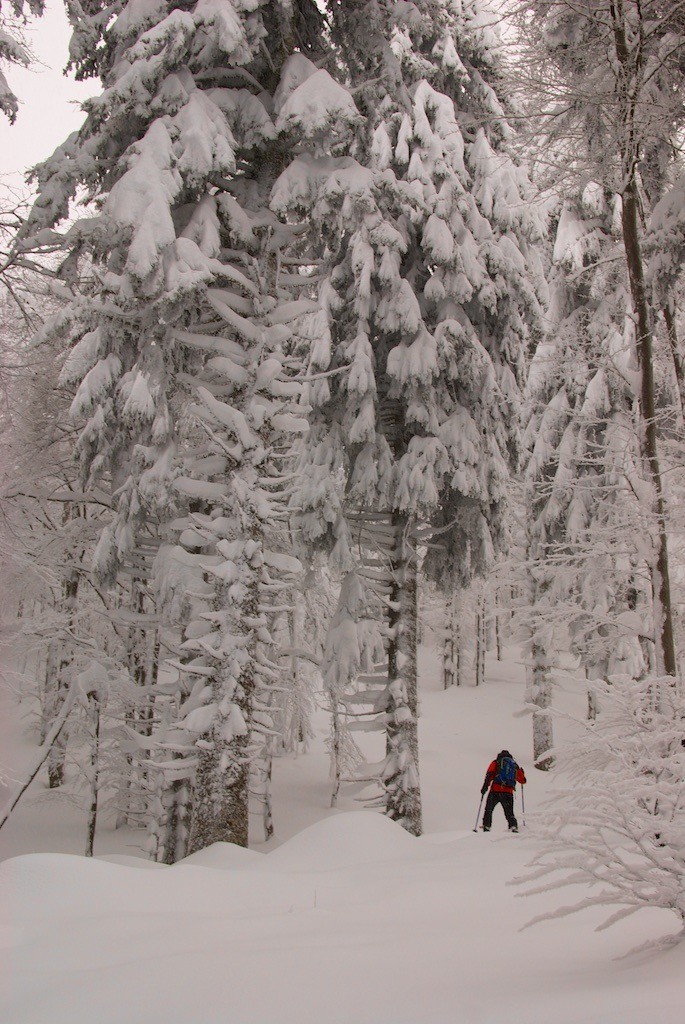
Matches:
[483,790,517,830]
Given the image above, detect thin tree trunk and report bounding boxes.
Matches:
[0,684,78,832]
[530,641,554,770]
[253,690,276,841]
[443,591,461,689]
[330,699,342,807]
[443,594,455,690]
[663,304,685,424]
[475,590,486,686]
[494,589,503,661]
[621,179,677,678]
[47,570,79,788]
[40,640,59,744]
[117,582,139,829]
[262,757,274,841]
[611,7,677,679]
[85,692,101,857]
[585,666,599,721]
[286,600,307,752]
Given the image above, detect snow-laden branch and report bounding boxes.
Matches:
[0,681,79,832]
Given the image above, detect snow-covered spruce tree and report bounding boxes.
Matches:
[516,0,685,679]
[521,183,652,763]
[519,675,685,944]
[168,336,310,852]
[161,28,361,852]
[278,0,544,832]
[18,0,353,853]
[13,0,249,846]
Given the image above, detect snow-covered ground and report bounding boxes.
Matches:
[1,642,683,1023]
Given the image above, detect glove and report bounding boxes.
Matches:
[481,785,488,796]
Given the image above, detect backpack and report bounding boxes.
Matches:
[494,755,517,789]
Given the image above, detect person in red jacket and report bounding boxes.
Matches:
[480,750,526,832]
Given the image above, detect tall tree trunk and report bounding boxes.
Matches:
[384,513,422,836]
[285,600,308,752]
[494,588,503,661]
[117,580,142,830]
[40,640,59,744]
[621,179,677,678]
[342,508,423,835]
[525,576,555,769]
[611,7,677,679]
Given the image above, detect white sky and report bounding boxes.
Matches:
[0,3,98,187]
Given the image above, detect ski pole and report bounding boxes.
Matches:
[521,786,526,829]
[473,793,485,832]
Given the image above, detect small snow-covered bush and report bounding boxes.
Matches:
[519,676,685,941]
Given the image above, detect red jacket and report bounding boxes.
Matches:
[484,759,526,794]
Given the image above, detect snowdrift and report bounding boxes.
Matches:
[2,811,683,1024]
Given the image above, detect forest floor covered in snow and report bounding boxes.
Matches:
[1,640,683,1023]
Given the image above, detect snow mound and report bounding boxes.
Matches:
[264,810,419,872]
[2,825,683,1024]
[0,847,317,930]
[178,840,263,870]
[96,854,167,869]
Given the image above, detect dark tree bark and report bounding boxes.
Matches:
[608,4,677,678]
[47,570,79,788]
[385,512,422,836]
[85,691,101,857]
[620,163,677,680]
